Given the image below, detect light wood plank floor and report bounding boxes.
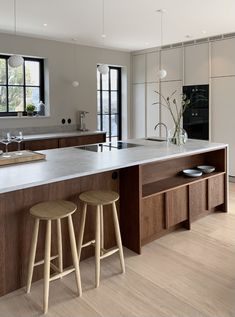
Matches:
[1,183,235,317]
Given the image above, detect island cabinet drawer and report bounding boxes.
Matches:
[189,180,208,220]
[24,138,59,150]
[59,137,81,148]
[208,174,225,209]
[165,187,188,228]
[141,193,165,242]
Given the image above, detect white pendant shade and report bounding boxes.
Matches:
[8,55,24,68]
[72,80,79,87]
[98,64,109,75]
[157,69,167,79]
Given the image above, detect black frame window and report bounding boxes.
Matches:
[97,66,122,142]
[0,55,45,116]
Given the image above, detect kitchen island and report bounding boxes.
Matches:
[0,139,228,296]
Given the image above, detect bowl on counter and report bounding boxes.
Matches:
[197,165,215,174]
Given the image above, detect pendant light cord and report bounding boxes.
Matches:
[102,0,105,38]
[14,0,17,35]
[160,11,163,48]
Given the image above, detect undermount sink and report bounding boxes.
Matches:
[146,137,166,142]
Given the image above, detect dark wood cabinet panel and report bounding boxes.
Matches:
[165,187,188,228]
[189,180,208,220]
[59,134,106,148]
[141,194,165,242]
[24,139,59,151]
[208,174,225,209]
[0,142,18,152]
[59,137,81,148]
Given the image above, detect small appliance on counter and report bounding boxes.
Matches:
[77,110,89,131]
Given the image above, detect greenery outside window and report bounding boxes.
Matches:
[0,55,44,116]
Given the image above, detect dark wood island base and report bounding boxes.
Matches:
[0,147,227,296]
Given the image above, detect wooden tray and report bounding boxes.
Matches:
[0,150,46,166]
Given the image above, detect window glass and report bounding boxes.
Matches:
[97,67,121,142]
[26,87,40,107]
[0,86,7,112]
[8,64,24,85]
[8,86,24,111]
[0,59,6,84]
[25,61,40,86]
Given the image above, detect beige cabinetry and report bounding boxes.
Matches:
[146,83,160,137]
[211,38,235,77]
[132,54,145,84]
[162,47,183,82]
[184,43,209,85]
[211,77,235,176]
[146,51,160,83]
[132,84,146,138]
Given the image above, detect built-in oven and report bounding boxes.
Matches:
[183,84,209,140]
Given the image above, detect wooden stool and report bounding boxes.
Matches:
[26,200,82,314]
[78,190,125,288]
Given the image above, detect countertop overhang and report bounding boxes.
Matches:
[0,139,227,194]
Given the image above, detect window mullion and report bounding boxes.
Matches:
[6,58,9,112]
[23,60,26,111]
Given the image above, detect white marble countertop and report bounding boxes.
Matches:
[22,130,105,141]
[0,139,227,194]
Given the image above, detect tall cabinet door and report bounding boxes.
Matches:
[162,47,183,82]
[211,77,235,176]
[146,83,160,137]
[132,84,146,138]
[184,43,209,85]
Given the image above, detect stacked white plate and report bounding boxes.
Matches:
[183,165,215,177]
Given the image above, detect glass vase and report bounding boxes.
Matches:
[168,126,188,146]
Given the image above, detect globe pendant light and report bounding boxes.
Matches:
[98,0,109,75]
[156,9,167,80]
[8,0,24,68]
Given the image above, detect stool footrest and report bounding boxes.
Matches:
[82,240,96,248]
[34,255,58,267]
[100,247,119,260]
[50,262,61,274]
[49,267,75,282]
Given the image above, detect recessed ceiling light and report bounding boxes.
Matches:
[145,42,150,45]
[101,34,107,39]
[185,34,192,39]
[202,30,207,34]
[43,23,48,27]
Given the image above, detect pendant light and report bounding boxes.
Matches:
[156,9,167,79]
[98,0,109,75]
[8,0,24,68]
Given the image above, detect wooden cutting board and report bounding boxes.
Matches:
[0,150,46,166]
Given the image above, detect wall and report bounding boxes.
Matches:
[131,36,235,176]
[0,33,131,139]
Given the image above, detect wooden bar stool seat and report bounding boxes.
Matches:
[78,190,125,288]
[26,200,82,314]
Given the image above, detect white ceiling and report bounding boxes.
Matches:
[0,0,235,51]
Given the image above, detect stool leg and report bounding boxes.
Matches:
[68,214,82,297]
[112,202,125,274]
[100,205,104,255]
[95,205,101,288]
[26,218,40,293]
[77,203,87,261]
[56,219,63,276]
[44,220,51,314]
